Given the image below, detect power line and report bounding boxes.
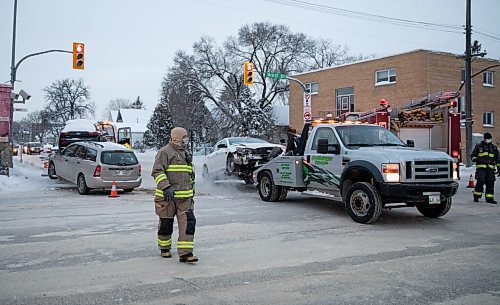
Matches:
[265,0,464,33]
[474,30,500,42]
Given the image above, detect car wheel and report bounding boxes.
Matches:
[48,162,58,180]
[77,174,90,195]
[257,171,280,202]
[416,197,452,218]
[123,188,134,193]
[202,165,211,181]
[226,154,236,173]
[345,182,383,224]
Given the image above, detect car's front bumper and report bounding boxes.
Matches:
[86,177,142,189]
[379,181,459,204]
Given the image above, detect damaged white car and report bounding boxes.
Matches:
[202,137,284,184]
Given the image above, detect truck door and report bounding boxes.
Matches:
[118,127,132,145]
[304,127,342,196]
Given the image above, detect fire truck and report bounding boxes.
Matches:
[338,92,462,177]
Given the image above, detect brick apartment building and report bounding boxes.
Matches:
[289,49,500,148]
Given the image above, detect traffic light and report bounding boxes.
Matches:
[243,62,254,85]
[72,42,85,70]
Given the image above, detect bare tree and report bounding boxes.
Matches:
[18,110,51,142]
[44,78,94,125]
[105,98,132,111]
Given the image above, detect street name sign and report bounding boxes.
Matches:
[265,72,288,79]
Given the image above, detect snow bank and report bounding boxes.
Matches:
[61,119,98,132]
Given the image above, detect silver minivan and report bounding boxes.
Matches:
[48,141,142,195]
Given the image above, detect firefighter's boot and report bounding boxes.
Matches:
[179,253,198,263]
[160,249,172,258]
[486,199,497,204]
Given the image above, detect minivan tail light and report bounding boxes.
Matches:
[93,165,101,177]
[139,164,142,176]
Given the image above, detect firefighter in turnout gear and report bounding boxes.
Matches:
[471,132,500,204]
[151,127,198,263]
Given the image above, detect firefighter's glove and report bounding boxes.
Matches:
[162,187,175,202]
[497,167,500,177]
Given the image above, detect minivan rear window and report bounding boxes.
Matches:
[100,151,138,166]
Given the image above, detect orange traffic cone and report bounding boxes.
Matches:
[466,174,475,188]
[108,181,120,198]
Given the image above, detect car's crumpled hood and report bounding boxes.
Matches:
[233,143,283,150]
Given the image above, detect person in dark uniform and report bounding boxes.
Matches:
[471,132,500,204]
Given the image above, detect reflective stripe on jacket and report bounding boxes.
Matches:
[471,142,500,169]
[151,143,194,200]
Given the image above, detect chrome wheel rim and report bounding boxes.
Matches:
[350,190,370,217]
[260,176,271,197]
[78,176,85,192]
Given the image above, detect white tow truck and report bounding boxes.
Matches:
[254,120,459,224]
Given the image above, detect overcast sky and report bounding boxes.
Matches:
[1,0,499,120]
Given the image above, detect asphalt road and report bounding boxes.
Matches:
[0,159,499,305]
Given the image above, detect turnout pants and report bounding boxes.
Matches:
[155,198,196,256]
[474,168,496,202]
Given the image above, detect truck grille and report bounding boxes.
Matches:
[411,160,450,180]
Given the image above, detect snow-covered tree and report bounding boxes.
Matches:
[237,87,274,137]
[161,63,217,147]
[143,99,175,149]
[131,96,145,109]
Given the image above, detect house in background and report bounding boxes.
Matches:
[270,105,289,144]
[108,109,151,147]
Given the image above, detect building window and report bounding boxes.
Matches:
[375,68,396,85]
[483,71,494,87]
[483,112,494,127]
[335,87,354,117]
[305,82,319,94]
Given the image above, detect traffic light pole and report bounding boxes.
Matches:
[286,76,307,92]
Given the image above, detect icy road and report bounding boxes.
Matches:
[0,154,499,305]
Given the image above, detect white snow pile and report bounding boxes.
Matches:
[61,119,98,132]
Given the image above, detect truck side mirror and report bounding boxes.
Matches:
[407,140,415,148]
[317,139,329,154]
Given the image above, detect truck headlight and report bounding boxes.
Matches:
[382,163,400,182]
[453,162,458,180]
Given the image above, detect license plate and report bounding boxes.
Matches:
[115,170,126,176]
[428,194,440,204]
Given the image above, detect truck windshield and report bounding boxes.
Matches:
[335,125,405,147]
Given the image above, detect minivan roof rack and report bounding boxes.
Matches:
[83,141,104,148]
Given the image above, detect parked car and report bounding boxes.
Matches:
[23,142,42,155]
[48,141,142,195]
[202,137,284,184]
[12,143,18,156]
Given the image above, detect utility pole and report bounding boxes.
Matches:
[7,0,18,168]
[464,0,473,167]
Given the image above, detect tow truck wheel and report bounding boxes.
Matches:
[345,182,382,224]
[416,198,452,218]
[257,171,280,202]
[277,187,288,201]
[48,162,58,180]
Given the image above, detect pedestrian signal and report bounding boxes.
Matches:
[73,42,85,70]
[243,62,254,85]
